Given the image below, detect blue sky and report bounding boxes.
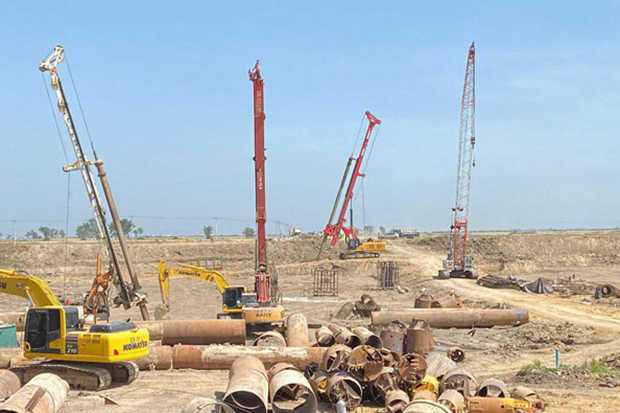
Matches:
[1,1,619,236]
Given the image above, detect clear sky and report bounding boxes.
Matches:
[1,1,619,237]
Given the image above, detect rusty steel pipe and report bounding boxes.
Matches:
[269,367,317,413]
[252,331,286,347]
[136,320,246,346]
[133,343,173,370]
[437,389,465,413]
[352,326,383,348]
[447,347,465,363]
[285,313,310,347]
[413,390,437,401]
[267,363,298,381]
[403,400,451,413]
[0,373,69,413]
[476,378,510,398]
[513,386,545,410]
[0,370,20,400]
[223,357,268,413]
[372,309,529,328]
[134,344,326,371]
[315,326,336,347]
[431,295,462,309]
[329,326,362,348]
[414,294,433,309]
[466,397,534,413]
[385,389,410,413]
[441,369,478,397]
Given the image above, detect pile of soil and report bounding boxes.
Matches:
[504,322,597,350]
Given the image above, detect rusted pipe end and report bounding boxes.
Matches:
[447,347,465,363]
[385,389,410,413]
[269,368,317,413]
[437,389,465,413]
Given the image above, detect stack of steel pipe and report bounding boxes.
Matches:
[0,373,69,413]
[352,326,383,348]
[329,326,361,348]
[371,308,529,328]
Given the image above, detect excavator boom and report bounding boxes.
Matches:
[0,269,62,307]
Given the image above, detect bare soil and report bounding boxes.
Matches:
[1,231,620,412]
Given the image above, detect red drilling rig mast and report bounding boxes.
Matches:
[439,42,478,279]
[249,61,271,303]
[317,111,383,260]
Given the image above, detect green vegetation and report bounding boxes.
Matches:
[25,227,65,240]
[520,359,620,376]
[77,218,143,239]
[243,227,255,238]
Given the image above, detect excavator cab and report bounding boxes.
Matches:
[24,306,80,355]
[222,286,245,312]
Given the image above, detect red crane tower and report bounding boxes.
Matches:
[439,42,478,279]
[249,61,271,303]
[317,111,383,260]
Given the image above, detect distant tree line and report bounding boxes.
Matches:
[25,227,66,240]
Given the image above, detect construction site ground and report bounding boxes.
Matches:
[1,231,620,412]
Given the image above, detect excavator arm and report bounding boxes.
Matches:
[0,269,62,307]
[156,260,234,318]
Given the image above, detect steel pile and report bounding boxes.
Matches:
[0,373,69,413]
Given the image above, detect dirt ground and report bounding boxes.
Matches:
[1,231,620,412]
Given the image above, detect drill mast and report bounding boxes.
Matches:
[318,111,381,258]
[40,45,149,320]
[249,61,270,303]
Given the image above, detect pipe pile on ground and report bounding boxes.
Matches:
[0,373,69,413]
[285,313,310,347]
[136,319,246,345]
[372,309,529,329]
[352,326,383,348]
[314,326,335,347]
[135,344,327,371]
[268,364,317,413]
[252,331,287,347]
[223,357,269,413]
[0,370,20,400]
[329,326,362,348]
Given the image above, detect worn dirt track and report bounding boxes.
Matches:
[1,231,620,412]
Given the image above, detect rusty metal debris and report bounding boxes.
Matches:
[315,326,336,347]
[326,371,363,410]
[329,326,362,348]
[377,261,400,290]
[313,268,339,297]
[440,369,478,397]
[137,319,246,345]
[415,293,433,309]
[309,370,330,398]
[413,389,437,401]
[476,378,510,398]
[269,365,317,413]
[437,389,465,413]
[466,397,534,413]
[385,389,410,413]
[397,353,428,385]
[252,331,287,347]
[513,386,546,410]
[334,294,381,320]
[380,329,406,355]
[594,284,620,299]
[0,373,69,413]
[404,399,451,413]
[372,367,402,400]
[222,357,269,413]
[447,347,465,363]
[377,348,400,367]
[431,295,462,309]
[405,321,434,356]
[347,345,385,382]
[352,326,383,348]
[320,344,351,373]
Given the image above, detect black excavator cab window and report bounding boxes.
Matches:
[25,308,62,353]
[64,307,80,331]
[223,288,243,310]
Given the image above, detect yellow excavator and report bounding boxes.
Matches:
[0,269,149,390]
[156,260,284,327]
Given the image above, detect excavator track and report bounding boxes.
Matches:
[103,361,140,384]
[11,362,112,390]
[339,251,380,260]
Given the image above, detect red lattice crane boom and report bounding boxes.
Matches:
[440,42,477,279]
